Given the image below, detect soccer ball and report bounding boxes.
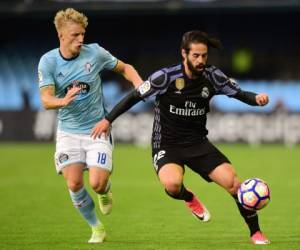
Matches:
[237,178,270,211]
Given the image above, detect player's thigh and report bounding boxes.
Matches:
[152,148,184,188]
[62,163,85,191]
[89,167,110,190]
[158,163,184,189]
[55,131,86,174]
[208,163,241,194]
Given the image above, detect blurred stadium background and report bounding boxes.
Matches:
[1,0,300,146]
[1,1,300,249]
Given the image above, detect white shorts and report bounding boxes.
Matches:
[54,130,113,174]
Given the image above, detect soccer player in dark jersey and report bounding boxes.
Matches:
[91,30,270,244]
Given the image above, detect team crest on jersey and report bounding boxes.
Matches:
[175,78,185,94]
[58,153,69,163]
[201,87,209,98]
[85,62,92,73]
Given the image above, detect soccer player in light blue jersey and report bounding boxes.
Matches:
[38,8,143,243]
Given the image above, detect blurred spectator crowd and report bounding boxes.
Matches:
[1,3,300,113]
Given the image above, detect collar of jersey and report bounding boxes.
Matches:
[59,49,80,61]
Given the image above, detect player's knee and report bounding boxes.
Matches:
[164,180,182,195]
[90,181,107,194]
[67,180,83,192]
[227,178,241,195]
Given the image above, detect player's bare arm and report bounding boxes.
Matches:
[40,85,81,109]
[112,60,143,87]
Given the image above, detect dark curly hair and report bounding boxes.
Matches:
[181,30,222,53]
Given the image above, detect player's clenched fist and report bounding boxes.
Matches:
[255,93,269,106]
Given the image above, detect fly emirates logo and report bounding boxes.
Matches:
[169,101,205,116]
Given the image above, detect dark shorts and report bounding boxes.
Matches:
[152,139,230,182]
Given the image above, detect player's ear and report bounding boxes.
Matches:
[181,49,187,60]
[57,27,66,40]
[58,31,63,40]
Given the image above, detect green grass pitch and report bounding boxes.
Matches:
[0,143,299,250]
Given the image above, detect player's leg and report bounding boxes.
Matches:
[158,163,210,221]
[208,163,269,244]
[61,164,105,243]
[89,167,112,215]
[85,136,113,216]
[55,131,104,243]
[62,164,102,227]
[158,163,185,197]
[153,148,191,200]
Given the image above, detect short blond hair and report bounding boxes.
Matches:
[54,8,88,32]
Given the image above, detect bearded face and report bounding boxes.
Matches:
[186,57,204,77]
[182,42,208,78]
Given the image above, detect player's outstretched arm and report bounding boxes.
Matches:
[91,88,143,139]
[233,90,269,106]
[40,85,81,109]
[113,60,143,88]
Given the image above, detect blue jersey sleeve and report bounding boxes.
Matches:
[38,55,55,88]
[96,44,118,70]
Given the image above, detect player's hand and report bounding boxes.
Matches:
[61,86,81,106]
[91,118,111,140]
[256,93,269,106]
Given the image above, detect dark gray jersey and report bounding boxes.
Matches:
[137,63,240,148]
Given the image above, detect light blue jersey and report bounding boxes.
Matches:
[38,43,117,134]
